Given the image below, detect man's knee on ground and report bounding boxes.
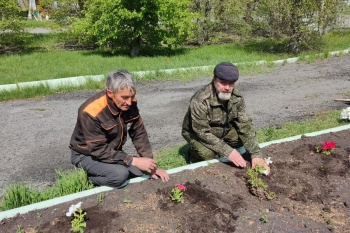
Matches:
[189,143,216,163]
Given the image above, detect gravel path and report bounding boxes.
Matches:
[0,55,349,194]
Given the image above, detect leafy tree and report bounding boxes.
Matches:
[38,0,89,22]
[0,0,30,49]
[247,0,346,53]
[72,0,193,56]
[189,0,250,45]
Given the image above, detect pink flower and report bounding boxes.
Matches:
[175,184,186,191]
[322,141,336,150]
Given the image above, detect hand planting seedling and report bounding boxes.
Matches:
[66,202,87,233]
[315,141,336,155]
[170,184,186,203]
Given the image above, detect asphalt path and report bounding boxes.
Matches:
[1,55,349,195]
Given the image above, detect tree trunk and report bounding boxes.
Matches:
[130,36,141,57]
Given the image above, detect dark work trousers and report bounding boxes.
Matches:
[71,151,143,188]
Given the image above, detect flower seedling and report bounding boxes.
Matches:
[247,167,275,200]
[66,202,86,233]
[170,184,186,203]
[315,141,336,155]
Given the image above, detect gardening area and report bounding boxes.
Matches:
[1,0,350,232]
[0,127,349,233]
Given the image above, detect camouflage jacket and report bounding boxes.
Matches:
[182,82,262,158]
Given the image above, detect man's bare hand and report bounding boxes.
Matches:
[228,149,246,167]
[131,157,157,173]
[150,168,170,182]
[252,158,270,174]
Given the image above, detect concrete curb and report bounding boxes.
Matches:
[1,47,349,92]
[0,124,349,220]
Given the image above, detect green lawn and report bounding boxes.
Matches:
[1,30,350,85]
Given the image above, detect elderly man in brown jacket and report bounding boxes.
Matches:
[182,62,269,172]
[70,70,169,188]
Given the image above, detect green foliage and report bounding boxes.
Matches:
[0,0,32,48]
[247,167,267,190]
[41,168,94,199]
[247,0,347,53]
[0,181,42,211]
[155,143,188,170]
[260,210,269,223]
[71,0,194,56]
[38,0,87,23]
[170,187,184,203]
[188,0,250,44]
[0,168,94,211]
[70,208,87,233]
[257,110,349,143]
[96,192,105,204]
[16,225,24,233]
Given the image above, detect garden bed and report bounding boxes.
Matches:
[1,129,349,233]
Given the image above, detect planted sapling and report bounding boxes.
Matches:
[315,141,336,155]
[66,202,87,233]
[170,184,186,203]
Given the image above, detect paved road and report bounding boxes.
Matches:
[0,55,349,195]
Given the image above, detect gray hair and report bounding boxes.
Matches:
[105,70,136,93]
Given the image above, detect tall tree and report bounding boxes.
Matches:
[72,0,193,56]
[247,0,346,52]
[0,0,29,49]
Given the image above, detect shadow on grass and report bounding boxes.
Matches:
[81,45,188,58]
[241,36,325,55]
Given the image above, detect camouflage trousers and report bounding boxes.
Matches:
[187,130,245,163]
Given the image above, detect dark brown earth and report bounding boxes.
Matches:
[1,128,349,233]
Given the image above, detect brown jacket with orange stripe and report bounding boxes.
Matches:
[69,90,153,165]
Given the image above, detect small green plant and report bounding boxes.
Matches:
[320,165,325,171]
[96,193,105,204]
[170,184,186,203]
[223,175,231,186]
[70,208,87,233]
[36,212,42,219]
[123,198,132,203]
[247,167,275,200]
[315,141,336,155]
[247,167,267,190]
[16,225,24,233]
[66,202,87,233]
[268,191,276,199]
[207,161,215,167]
[260,210,269,223]
[321,211,335,231]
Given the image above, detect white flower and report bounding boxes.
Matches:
[264,157,273,165]
[340,107,350,120]
[262,170,269,176]
[66,202,83,217]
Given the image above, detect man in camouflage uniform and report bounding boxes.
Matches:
[182,62,269,171]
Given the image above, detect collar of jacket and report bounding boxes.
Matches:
[105,90,121,116]
[209,82,242,107]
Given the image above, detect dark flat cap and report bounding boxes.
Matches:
[214,62,239,82]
